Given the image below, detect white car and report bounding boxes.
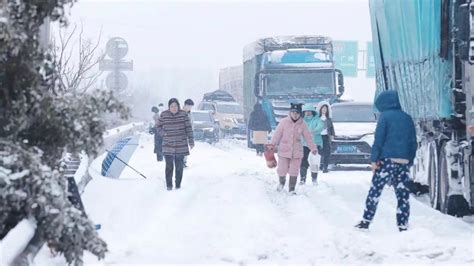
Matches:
[330,102,377,164]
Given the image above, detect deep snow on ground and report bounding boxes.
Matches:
[36,133,474,265]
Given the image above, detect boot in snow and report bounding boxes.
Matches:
[277,184,284,192]
[300,167,307,184]
[277,176,285,192]
[398,225,408,232]
[311,172,318,185]
[300,176,306,185]
[354,220,370,231]
[289,176,297,193]
[167,187,172,191]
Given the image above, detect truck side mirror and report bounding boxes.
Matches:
[254,73,260,97]
[254,73,265,98]
[335,69,345,97]
[457,2,474,63]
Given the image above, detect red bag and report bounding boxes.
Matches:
[264,144,277,168]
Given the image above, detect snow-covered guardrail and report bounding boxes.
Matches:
[1,121,145,266]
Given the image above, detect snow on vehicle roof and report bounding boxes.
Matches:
[214,101,241,106]
[192,110,212,113]
[243,35,333,62]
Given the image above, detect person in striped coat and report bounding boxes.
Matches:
[156,98,194,190]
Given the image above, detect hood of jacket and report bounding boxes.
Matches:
[375,90,402,112]
[316,100,332,118]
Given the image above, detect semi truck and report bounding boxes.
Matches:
[369,0,474,216]
[242,36,345,144]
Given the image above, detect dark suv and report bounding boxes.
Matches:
[191,110,220,143]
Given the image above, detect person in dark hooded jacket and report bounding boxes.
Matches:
[355,90,417,232]
[248,103,272,155]
[150,106,163,161]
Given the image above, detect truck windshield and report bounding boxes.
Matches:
[265,71,335,96]
[216,104,243,114]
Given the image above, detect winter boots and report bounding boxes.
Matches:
[355,220,408,232]
[301,173,318,185]
[311,172,318,184]
[300,167,307,184]
[277,176,285,192]
[354,220,370,231]
[398,225,408,232]
[277,176,297,194]
[289,176,297,194]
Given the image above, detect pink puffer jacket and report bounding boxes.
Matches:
[271,116,317,159]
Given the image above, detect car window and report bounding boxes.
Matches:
[201,103,215,111]
[216,104,243,114]
[332,105,376,122]
[192,112,213,122]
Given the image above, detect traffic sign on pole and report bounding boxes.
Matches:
[99,60,133,71]
[106,37,129,60]
[106,72,128,91]
[333,41,359,77]
[366,42,376,78]
[100,37,133,91]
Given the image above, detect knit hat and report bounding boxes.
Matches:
[290,103,303,114]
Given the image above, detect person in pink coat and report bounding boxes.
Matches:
[268,103,318,194]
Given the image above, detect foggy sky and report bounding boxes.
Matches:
[63,0,374,109]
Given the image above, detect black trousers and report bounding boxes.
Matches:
[165,155,185,188]
[255,144,264,153]
[154,135,163,161]
[321,135,331,170]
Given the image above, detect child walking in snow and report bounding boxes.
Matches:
[355,91,417,231]
[300,103,324,185]
[268,103,318,194]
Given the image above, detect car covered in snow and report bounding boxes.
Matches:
[191,110,220,143]
[330,102,376,165]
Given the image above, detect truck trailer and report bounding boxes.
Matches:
[369,0,474,216]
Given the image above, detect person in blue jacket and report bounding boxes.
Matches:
[355,90,417,232]
[300,103,324,184]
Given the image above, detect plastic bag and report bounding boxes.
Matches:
[308,152,321,172]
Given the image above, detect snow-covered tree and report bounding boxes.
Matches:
[0,0,128,264]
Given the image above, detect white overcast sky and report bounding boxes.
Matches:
[63,0,374,105]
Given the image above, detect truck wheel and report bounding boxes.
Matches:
[439,142,450,214]
[428,141,440,210]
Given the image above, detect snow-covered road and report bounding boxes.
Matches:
[37,134,473,265]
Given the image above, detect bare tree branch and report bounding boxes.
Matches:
[49,23,104,95]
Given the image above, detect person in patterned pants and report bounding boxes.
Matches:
[361,159,411,230]
[355,90,417,232]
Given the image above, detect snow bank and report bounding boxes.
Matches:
[34,134,474,265]
[0,218,37,266]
